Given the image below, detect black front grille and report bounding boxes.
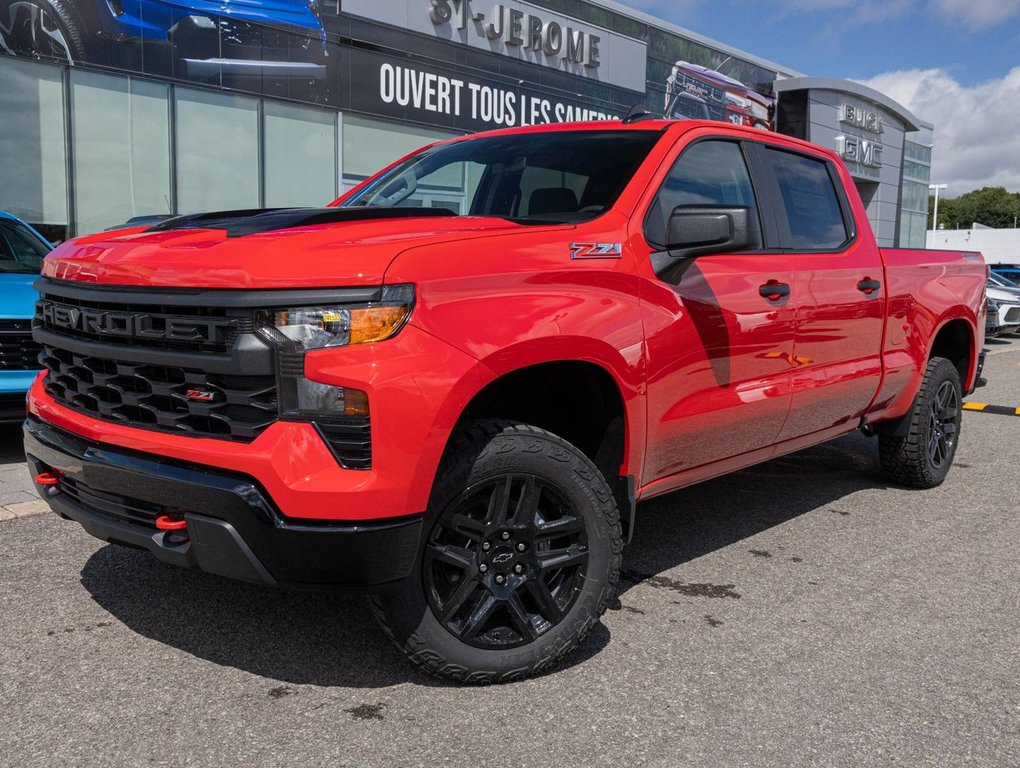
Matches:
[40,344,277,441]
[0,319,41,370]
[1005,306,1020,323]
[58,474,165,530]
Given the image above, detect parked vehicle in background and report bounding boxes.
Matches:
[26,120,986,683]
[988,271,1020,293]
[985,282,1020,337]
[0,211,48,422]
[664,61,772,129]
[990,265,1020,286]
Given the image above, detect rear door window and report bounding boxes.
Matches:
[760,148,850,251]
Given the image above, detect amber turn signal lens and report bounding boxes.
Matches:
[349,306,410,345]
[342,388,370,418]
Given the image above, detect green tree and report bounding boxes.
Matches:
[929,186,1020,229]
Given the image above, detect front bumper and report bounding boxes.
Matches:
[24,417,422,589]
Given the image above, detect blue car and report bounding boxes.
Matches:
[0,0,326,80]
[0,211,49,423]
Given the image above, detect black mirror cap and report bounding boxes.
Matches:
[665,205,753,257]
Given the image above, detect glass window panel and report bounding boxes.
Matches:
[175,88,259,213]
[264,101,337,208]
[0,57,67,226]
[342,114,457,183]
[763,148,848,250]
[646,140,761,249]
[71,70,171,235]
[903,159,931,183]
[0,220,49,273]
[904,141,932,164]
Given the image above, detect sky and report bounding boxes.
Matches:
[614,0,1020,197]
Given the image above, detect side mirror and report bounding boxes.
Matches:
[665,205,754,258]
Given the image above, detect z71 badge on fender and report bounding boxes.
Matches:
[570,242,622,259]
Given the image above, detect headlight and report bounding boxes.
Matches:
[261,284,414,351]
[724,93,752,109]
[256,284,414,423]
[987,298,1000,313]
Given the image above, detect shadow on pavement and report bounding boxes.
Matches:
[80,542,611,688]
[0,423,26,466]
[614,430,889,597]
[78,430,886,687]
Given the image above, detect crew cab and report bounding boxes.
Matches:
[24,120,986,683]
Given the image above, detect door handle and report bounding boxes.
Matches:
[857,278,881,295]
[759,281,790,301]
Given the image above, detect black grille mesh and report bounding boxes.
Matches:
[0,319,41,370]
[40,345,277,441]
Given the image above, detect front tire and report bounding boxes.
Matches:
[370,420,623,683]
[879,356,962,488]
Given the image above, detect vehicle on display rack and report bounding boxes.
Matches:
[0,0,327,81]
[24,119,986,683]
[0,211,49,423]
[664,61,773,129]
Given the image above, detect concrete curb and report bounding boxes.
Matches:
[0,499,48,521]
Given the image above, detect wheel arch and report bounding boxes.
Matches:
[433,352,643,542]
[929,315,977,391]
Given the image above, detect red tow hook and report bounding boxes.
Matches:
[35,471,60,487]
[155,515,188,532]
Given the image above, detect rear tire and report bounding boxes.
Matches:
[370,420,623,684]
[879,356,962,488]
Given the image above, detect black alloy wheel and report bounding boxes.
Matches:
[369,420,622,684]
[879,356,963,488]
[424,473,589,650]
[927,379,959,469]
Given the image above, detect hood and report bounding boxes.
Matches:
[42,209,532,289]
[0,273,40,319]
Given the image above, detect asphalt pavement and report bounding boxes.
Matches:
[1,344,1018,768]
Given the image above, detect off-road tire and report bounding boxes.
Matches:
[879,356,962,488]
[369,420,623,684]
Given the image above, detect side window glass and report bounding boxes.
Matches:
[645,140,761,250]
[0,222,47,272]
[762,148,849,250]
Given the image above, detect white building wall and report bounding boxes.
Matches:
[926,228,1020,265]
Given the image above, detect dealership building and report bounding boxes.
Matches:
[0,0,932,246]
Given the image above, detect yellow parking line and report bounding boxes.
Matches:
[963,402,1020,416]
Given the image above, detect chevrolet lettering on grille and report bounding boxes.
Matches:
[38,300,237,344]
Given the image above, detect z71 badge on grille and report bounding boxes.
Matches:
[569,243,622,259]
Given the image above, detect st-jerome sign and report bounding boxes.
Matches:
[342,0,648,92]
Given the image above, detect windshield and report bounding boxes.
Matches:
[342,129,663,224]
[988,271,1019,288]
[0,219,50,274]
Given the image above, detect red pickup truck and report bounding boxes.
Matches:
[25,120,986,683]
